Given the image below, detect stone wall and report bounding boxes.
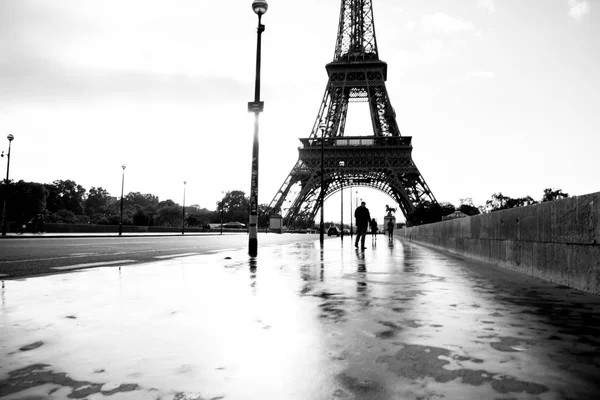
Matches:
[397,191,600,295]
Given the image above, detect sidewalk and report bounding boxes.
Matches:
[1,237,599,399]
[0,231,242,239]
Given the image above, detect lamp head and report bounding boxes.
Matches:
[252,0,268,15]
[122,164,126,170]
[7,134,14,142]
[339,161,345,167]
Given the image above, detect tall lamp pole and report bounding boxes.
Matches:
[248,0,268,257]
[220,191,224,235]
[118,164,126,236]
[1,134,14,236]
[319,122,326,244]
[181,181,187,235]
[349,180,353,237]
[339,161,344,239]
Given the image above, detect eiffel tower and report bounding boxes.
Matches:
[268,0,439,227]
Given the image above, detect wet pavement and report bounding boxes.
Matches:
[1,236,599,400]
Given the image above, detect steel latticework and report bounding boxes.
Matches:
[267,0,438,227]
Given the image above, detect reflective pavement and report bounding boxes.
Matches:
[1,236,599,399]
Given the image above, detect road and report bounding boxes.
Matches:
[0,233,321,279]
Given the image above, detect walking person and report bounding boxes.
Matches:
[369,218,378,242]
[387,219,394,240]
[354,201,371,250]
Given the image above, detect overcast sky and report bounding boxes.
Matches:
[1,0,598,223]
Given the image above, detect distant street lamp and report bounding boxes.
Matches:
[319,122,326,245]
[248,0,268,257]
[181,181,187,235]
[339,160,345,240]
[118,164,126,236]
[220,191,225,235]
[1,134,15,236]
[349,180,353,237]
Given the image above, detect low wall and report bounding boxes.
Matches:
[397,191,600,295]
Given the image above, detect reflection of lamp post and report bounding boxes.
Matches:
[181,181,186,235]
[339,161,344,240]
[220,191,225,235]
[1,134,14,236]
[118,164,126,236]
[248,0,268,257]
[319,122,326,245]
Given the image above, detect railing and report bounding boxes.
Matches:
[299,136,412,148]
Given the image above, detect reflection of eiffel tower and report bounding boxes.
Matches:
[268,0,439,227]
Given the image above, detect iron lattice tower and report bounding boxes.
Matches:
[268,0,438,226]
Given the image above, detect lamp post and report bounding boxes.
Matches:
[220,191,224,235]
[118,164,126,236]
[339,161,345,240]
[181,181,186,235]
[349,180,353,237]
[248,0,268,257]
[319,122,326,245]
[1,134,14,236]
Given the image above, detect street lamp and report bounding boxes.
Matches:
[1,134,14,236]
[118,164,126,236]
[339,161,345,240]
[220,191,225,235]
[248,0,268,257]
[181,181,187,235]
[319,122,326,245]
[349,179,353,237]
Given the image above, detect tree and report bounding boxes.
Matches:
[133,209,151,226]
[542,188,569,202]
[486,192,510,212]
[157,199,176,208]
[45,180,86,215]
[439,202,456,217]
[156,205,180,227]
[486,192,537,212]
[85,187,112,216]
[217,190,249,223]
[409,201,442,226]
[125,192,159,208]
[7,180,48,223]
[458,198,480,216]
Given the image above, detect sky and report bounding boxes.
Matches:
[1,0,598,224]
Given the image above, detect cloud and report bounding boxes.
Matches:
[477,0,496,14]
[0,54,246,106]
[567,0,591,21]
[466,71,495,80]
[420,13,475,35]
[405,21,418,33]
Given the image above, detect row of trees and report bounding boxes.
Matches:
[437,188,569,220]
[1,178,571,229]
[1,179,269,228]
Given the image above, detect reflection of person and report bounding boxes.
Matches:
[387,220,394,240]
[354,201,371,250]
[369,218,378,240]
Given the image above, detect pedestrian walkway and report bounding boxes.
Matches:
[1,236,599,399]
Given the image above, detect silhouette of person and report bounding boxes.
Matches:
[354,201,371,250]
[387,220,394,240]
[370,218,378,241]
